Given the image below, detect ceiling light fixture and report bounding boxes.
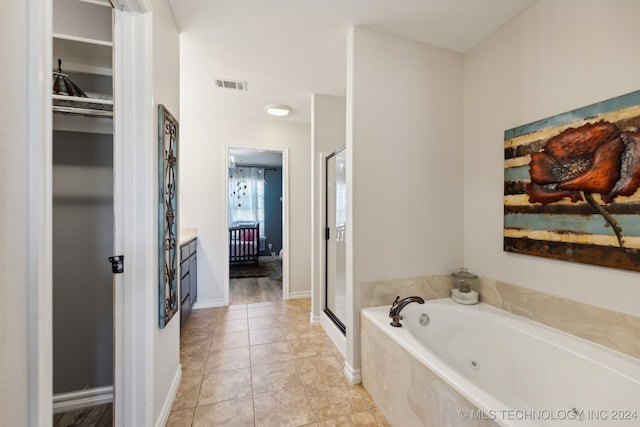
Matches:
[264,104,290,117]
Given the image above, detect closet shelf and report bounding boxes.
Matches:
[53,94,113,118]
[53,33,113,47]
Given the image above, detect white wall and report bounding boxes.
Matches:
[311,94,346,322]
[463,0,640,317]
[347,27,464,376]
[179,110,311,304]
[1,0,30,424]
[151,0,181,424]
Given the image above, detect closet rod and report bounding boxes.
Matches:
[53,106,113,118]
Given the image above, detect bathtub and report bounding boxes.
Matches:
[361,298,640,427]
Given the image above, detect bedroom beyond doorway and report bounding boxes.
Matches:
[228,147,285,304]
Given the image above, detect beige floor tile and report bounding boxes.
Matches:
[181,352,208,377]
[173,298,386,427]
[227,303,248,310]
[306,381,370,422]
[250,341,294,366]
[355,383,376,408]
[180,340,211,357]
[317,410,381,427]
[272,304,307,316]
[330,345,344,362]
[295,355,344,386]
[218,308,248,321]
[288,335,335,359]
[180,326,215,344]
[247,306,277,318]
[278,309,310,320]
[248,315,281,330]
[192,397,254,427]
[204,346,251,374]
[253,385,316,427]
[171,374,202,410]
[209,330,249,351]
[252,360,302,395]
[372,408,392,427]
[190,307,220,322]
[247,300,281,308]
[214,318,248,335]
[165,408,194,427]
[284,322,324,340]
[197,368,252,406]
[182,319,215,332]
[249,327,287,345]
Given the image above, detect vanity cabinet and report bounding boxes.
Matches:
[180,238,198,327]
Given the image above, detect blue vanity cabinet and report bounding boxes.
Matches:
[179,237,197,328]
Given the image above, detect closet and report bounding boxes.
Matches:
[52,0,115,415]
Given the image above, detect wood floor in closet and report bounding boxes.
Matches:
[53,403,112,427]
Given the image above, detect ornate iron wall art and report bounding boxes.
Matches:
[158,105,179,328]
[504,90,640,272]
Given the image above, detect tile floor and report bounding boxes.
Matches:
[167,298,391,426]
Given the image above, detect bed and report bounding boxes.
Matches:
[229,223,260,265]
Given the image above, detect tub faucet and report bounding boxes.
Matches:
[389,295,425,327]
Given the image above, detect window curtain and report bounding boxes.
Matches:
[229,167,266,237]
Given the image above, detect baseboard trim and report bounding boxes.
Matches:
[310,313,321,326]
[344,361,361,384]
[154,365,182,427]
[52,386,113,414]
[320,312,346,358]
[288,291,311,300]
[193,298,226,309]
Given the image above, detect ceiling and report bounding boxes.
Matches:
[169,0,536,124]
[229,148,283,168]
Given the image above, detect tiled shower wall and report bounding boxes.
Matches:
[361,275,640,359]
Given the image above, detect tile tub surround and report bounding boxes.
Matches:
[167,298,391,426]
[478,278,640,359]
[361,275,640,359]
[361,314,499,427]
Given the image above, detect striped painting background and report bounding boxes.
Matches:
[504,90,640,272]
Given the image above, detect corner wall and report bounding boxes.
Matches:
[347,27,464,377]
[0,0,30,424]
[151,0,181,423]
[179,113,311,304]
[311,94,346,323]
[463,0,640,317]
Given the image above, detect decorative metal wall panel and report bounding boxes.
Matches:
[158,105,179,327]
[504,90,640,272]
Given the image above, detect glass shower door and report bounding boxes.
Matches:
[325,147,347,333]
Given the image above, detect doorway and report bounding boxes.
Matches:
[51,0,116,421]
[324,146,347,333]
[227,147,287,304]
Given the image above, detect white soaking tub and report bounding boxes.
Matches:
[361,298,640,427]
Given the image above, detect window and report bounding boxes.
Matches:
[229,167,266,238]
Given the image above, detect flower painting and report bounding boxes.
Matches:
[504,90,640,272]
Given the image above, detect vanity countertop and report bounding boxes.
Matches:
[179,227,197,245]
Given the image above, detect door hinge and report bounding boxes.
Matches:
[109,255,124,274]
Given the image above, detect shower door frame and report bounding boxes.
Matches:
[324,146,347,334]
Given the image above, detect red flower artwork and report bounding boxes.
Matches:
[526,121,640,247]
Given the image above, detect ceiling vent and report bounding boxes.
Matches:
[214,78,248,91]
